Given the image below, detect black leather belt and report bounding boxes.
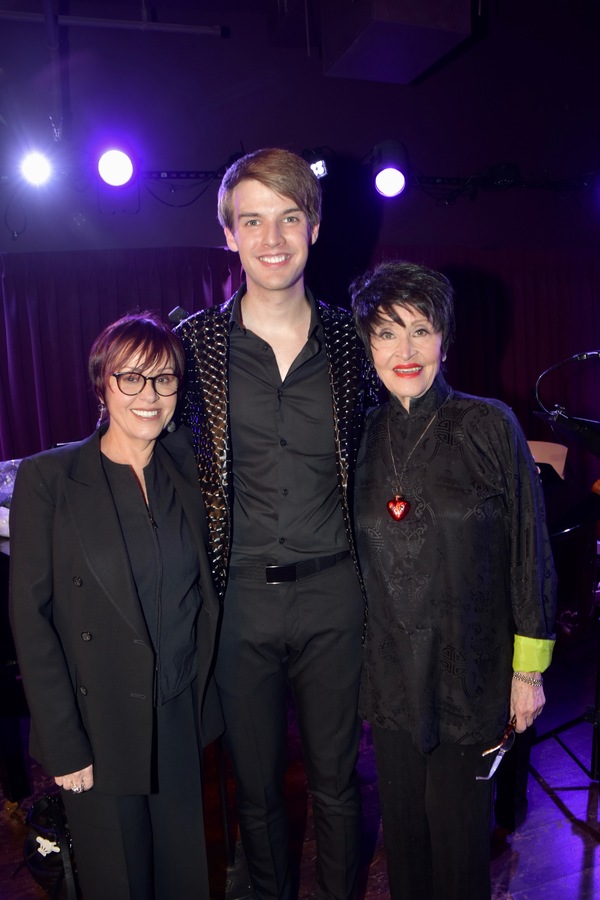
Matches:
[229,551,350,584]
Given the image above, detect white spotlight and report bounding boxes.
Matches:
[309,158,327,179]
[302,148,328,180]
[375,166,406,198]
[20,152,52,186]
[98,149,135,187]
[372,141,409,198]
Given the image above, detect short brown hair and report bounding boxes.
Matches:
[217,148,322,231]
[88,311,185,404]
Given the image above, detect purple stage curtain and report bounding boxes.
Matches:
[0,247,242,460]
[1,244,599,487]
[374,245,600,489]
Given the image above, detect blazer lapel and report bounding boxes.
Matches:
[154,435,217,612]
[65,432,151,642]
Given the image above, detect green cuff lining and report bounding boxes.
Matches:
[512,635,555,673]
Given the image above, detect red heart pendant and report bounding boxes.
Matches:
[387,496,410,521]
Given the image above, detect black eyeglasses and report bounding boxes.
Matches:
[112,371,180,397]
[476,716,517,781]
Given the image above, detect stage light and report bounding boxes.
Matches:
[375,166,405,197]
[301,148,328,179]
[372,141,409,197]
[310,158,327,178]
[97,149,135,186]
[20,152,52,186]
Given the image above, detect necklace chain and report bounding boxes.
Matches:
[385,392,451,522]
[387,408,439,496]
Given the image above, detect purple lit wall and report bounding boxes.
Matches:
[0,1,599,485]
[0,1,597,255]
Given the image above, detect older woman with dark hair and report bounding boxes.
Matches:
[10,313,221,900]
[350,261,556,900]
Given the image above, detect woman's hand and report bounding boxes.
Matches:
[510,674,545,733]
[54,764,94,794]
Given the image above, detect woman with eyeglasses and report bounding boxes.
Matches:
[9,312,221,900]
[350,262,556,900]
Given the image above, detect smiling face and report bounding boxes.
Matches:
[223,178,319,300]
[370,304,444,411]
[103,352,178,453]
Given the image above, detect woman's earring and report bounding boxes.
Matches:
[166,420,176,433]
[95,403,106,429]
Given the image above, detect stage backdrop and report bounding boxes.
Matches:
[1,245,599,488]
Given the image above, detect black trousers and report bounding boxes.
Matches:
[61,682,209,900]
[372,725,494,900]
[215,557,364,900]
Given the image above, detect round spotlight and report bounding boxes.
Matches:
[20,152,52,186]
[98,149,134,187]
[371,140,409,198]
[375,167,406,198]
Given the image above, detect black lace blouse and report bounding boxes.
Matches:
[355,372,556,751]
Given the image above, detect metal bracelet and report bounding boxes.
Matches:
[512,671,543,687]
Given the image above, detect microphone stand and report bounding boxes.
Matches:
[532,351,600,780]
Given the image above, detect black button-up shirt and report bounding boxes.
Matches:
[103,454,201,705]
[228,288,348,565]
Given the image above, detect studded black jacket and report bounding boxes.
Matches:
[176,287,379,599]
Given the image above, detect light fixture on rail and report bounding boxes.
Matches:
[301,148,328,179]
[372,140,409,198]
[97,148,135,187]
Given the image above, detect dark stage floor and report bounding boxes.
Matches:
[1,632,599,900]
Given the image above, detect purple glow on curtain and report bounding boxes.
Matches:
[0,247,242,459]
[374,245,600,488]
[1,243,599,488]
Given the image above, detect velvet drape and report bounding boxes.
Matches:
[1,244,599,488]
[374,245,600,489]
[0,247,242,460]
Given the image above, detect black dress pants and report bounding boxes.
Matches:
[61,683,208,900]
[372,724,494,900]
[215,557,364,900]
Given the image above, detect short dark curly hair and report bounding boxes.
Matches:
[350,260,455,358]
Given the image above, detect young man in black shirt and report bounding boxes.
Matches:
[177,148,377,899]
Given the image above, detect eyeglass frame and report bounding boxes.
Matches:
[111,371,180,397]
[475,715,517,781]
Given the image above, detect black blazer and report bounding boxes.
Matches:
[9,425,222,796]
